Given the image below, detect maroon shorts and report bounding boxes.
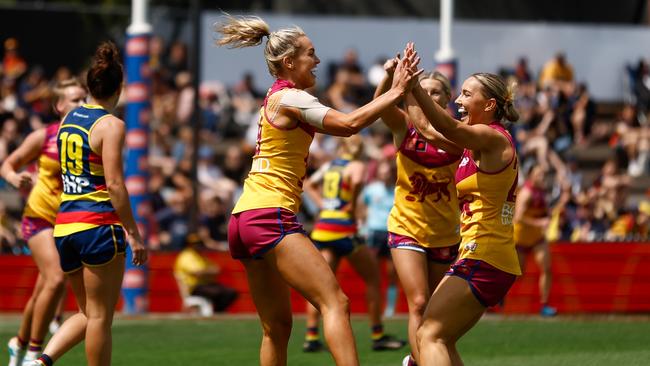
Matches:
[388,232,459,264]
[445,258,517,307]
[228,208,306,260]
[22,217,53,242]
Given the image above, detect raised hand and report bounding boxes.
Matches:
[383,54,400,75]
[391,42,422,93]
[403,42,421,75]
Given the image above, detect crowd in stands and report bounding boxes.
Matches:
[1,35,648,255]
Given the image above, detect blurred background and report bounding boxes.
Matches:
[1,0,649,316]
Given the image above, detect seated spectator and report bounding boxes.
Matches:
[0,117,20,162]
[326,68,360,113]
[539,52,574,88]
[514,56,533,84]
[0,200,20,254]
[634,201,650,240]
[2,38,26,79]
[198,192,229,251]
[156,191,191,251]
[632,59,650,115]
[611,104,649,177]
[607,201,650,241]
[173,233,238,312]
[567,82,596,146]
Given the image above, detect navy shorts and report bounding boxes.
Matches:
[55,224,127,273]
[313,236,363,257]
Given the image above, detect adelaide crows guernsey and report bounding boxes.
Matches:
[311,156,358,242]
[53,104,120,237]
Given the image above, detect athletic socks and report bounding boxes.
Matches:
[305,326,320,341]
[35,354,54,366]
[371,324,384,341]
[24,338,43,360]
[16,336,28,349]
[28,338,43,352]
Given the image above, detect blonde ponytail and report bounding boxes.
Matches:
[214,14,306,78]
[215,14,270,49]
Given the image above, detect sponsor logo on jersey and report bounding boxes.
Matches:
[406,172,451,202]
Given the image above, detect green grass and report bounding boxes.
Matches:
[2,315,650,365]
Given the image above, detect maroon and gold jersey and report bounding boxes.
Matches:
[455,122,521,275]
[23,123,62,224]
[233,79,316,215]
[388,127,461,247]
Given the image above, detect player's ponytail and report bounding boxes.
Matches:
[215,14,305,78]
[86,41,123,101]
[215,14,270,49]
[503,82,520,123]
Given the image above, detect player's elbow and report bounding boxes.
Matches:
[339,117,363,136]
[105,179,125,196]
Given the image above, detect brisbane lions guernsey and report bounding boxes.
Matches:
[388,126,461,247]
[23,123,63,224]
[455,122,521,275]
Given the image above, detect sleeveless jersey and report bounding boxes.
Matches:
[23,123,63,224]
[232,80,316,214]
[513,181,548,247]
[387,127,461,247]
[455,122,521,275]
[53,104,121,237]
[311,156,357,242]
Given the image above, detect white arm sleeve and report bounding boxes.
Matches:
[279,89,331,129]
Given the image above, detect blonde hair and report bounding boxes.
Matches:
[215,14,306,78]
[52,77,84,108]
[419,70,452,99]
[470,72,519,122]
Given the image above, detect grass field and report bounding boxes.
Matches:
[2,314,650,365]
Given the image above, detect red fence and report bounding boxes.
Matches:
[1,243,649,314]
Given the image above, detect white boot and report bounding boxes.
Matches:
[7,337,26,366]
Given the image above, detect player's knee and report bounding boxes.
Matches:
[416,320,448,348]
[86,314,113,330]
[263,316,293,341]
[336,291,351,313]
[322,290,350,315]
[410,293,428,316]
[44,271,65,291]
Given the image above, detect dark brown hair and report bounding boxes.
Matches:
[86,41,123,100]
